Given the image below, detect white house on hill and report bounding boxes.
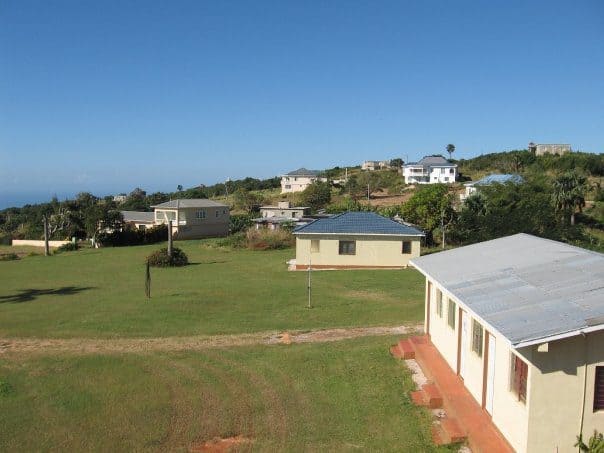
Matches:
[280,168,325,193]
[403,156,457,184]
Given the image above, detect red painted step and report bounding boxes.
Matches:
[396,339,415,359]
[434,417,466,445]
[422,383,443,408]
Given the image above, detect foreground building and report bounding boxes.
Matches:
[123,199,229,239]
[292,211,424,270]
[403,156,457,184]
[408,234,604,453]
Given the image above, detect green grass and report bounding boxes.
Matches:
[0,241,424,338]
[0,337,448,452]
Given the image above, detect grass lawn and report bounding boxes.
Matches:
[0,241,424,339]
[0,336,450,452]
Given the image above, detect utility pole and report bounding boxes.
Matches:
[367,183,370,201]
[441,208,446,250]
[43,216,50,256]
[168,220,173,257]
[307,255,312,309]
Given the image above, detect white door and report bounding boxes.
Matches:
[486,334,496,414]
[460,310,468,379]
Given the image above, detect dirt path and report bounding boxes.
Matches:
[0,324,421,355]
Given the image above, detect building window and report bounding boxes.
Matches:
[595,366,604,411]
[510,353,528,403]
[223,209,227,215]
[402,241,412,254]
[196,210,206,219]
[285,185,291,189]
[450,168,454,174]
[338,240,356,255]
[311,239,320,253]
[215,210,220,217]
[447,299,455,329]
[436,289,443,317]
[471,319,483,357]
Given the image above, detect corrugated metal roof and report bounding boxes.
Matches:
[121,211,154,223]
[293,211,425,236]
[152,199,228,209]
[470,174,524,186]
[410,234,604,345]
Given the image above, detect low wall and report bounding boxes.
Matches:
[12,240,70,248]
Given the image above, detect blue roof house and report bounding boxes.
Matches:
[462,174,524,201]
[292,211,424,270]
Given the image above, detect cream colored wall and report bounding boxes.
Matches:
[426,283,458,371]
[154,207,229,238]
[526,330,604,453]
[12,239,70,247]
[295,235,420,267]
[425,278,531,453]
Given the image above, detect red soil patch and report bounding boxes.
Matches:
[190,435,252,452]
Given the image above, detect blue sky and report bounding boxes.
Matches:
[1,0,603,206]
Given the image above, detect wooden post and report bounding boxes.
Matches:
[167,220,173,257]
[43,216,50,256]
[145,261,151,299]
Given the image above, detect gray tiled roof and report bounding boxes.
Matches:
[121,211,154,223]
[405,155,456,168]
[293,212,425,236]
[152,199,228,209]
[468,174,524,186]
[410,234,604,346]
[284,168,321,176]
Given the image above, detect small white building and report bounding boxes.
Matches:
[280,168,325,193]
[461,174,524,201]
[403,156,457,184]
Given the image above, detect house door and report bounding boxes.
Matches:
[459,310,468,379]
[485,333,496,415]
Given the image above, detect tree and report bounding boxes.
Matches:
[232,188,263,213]
[343,175,365,201]
[299,181,332,211]
[446,144,455,160]
[552,171,587,225]
[400,184,454,245]
[390,158,404,168]
[177,184,183,192]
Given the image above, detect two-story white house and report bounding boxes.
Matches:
[280,168,325,193]
[403,156,457,184]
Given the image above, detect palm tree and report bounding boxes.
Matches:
[446,144,455,160]
[552,171,587,225]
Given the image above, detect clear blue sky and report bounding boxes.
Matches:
[1,0,603,206]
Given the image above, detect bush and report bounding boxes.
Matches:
[215,232,247,249]
[97,224,168,247]
[0,253,19,261]
[230,214,254,234]
[0,380,14,397]
[146,247,189,267]
[245,228,294,250]
[54,242,78,254]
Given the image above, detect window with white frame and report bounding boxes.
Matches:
[196,210,206,219]
[215,210,219,218]
[310,239,320,253]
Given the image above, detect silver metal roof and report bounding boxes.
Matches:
[152,199,228,209]
[410,234,604,346]
[121,210,154,223]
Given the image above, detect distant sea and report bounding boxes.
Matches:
[0,192,82,210]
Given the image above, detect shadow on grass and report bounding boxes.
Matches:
[0,286,96,304]
[186,260,229,266]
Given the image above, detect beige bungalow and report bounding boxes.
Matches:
[292,211,424,270]
[121,210,155,230]
[151,199,229,239]
[410,234,604,453]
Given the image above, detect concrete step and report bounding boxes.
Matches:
[432,417,466,445]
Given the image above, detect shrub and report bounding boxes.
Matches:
[0,380,14,397]
[146,247,189,267]
[54,242,79,254]
[97,224,168,247]
[245,228,294,250]
[0,253,19,261]
[215,232,247,249]
[230,214,254,234]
